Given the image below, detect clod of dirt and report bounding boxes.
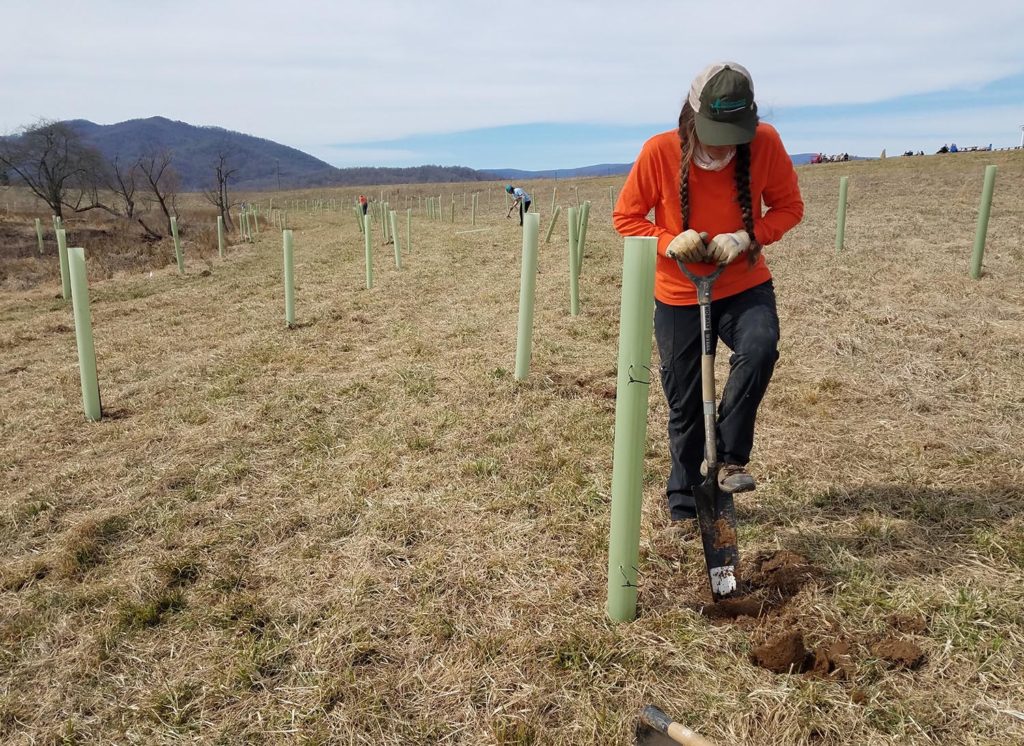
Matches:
[870,637,926,669]
[888,613,928,634]
[702,595,768,621]
[807,639,854,680]
[851,688,869,705]
[712,518,736,549]
[745,550,815,596]
[750,631,810,674]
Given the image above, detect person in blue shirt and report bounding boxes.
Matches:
[504,185,532,226]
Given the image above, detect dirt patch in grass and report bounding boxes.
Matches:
[698,549,817,621]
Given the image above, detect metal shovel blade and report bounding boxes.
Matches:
[637,705,719,746]
[693,476,739,601]
[636,724,682,745]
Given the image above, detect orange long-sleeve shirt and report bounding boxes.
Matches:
[613,123,803,305]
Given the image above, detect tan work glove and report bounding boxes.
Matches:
[706,230,751,264]
[665,229,709,263]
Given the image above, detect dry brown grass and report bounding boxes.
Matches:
[1,152,1023,744]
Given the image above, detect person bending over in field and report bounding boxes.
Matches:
[504,184,532,226]
[613,61,804,522]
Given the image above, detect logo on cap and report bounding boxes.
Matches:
[710,98,748,115]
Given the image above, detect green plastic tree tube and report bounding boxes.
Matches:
[606,235,658,623]
[514,213,541,380]
[170,216,184,274]
[577,201,591,274]
[450,197,455,223]
[67,246,102,422]
[406,208,412,253]
[355,206,365,233]
[472,193,477,226]
[283,229,295,326]
[550,187,557,216]
[56,228,71,300]
[609,185,614,209]
[364,214,373,289]
[35,218,44,253]
[252,208,260,236]
[970,165,997,279]
[282,210,287,229]
[568,206,580,316]
[835,176,849,252]
[217,216,225,258]
[544,205,561,244]
[390,210,401,269]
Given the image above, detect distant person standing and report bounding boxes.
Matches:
[950,143,958,153]
[504,185,531,226]
[359,194,368,215]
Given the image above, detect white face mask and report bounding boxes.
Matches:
[693,142,736,171]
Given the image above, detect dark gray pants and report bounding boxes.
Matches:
[654,280,779,514]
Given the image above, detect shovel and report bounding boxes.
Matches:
[675,259,739,601]
[636,705,719,746]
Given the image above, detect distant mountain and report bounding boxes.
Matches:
[63,117,490,191]
[481,163,632,180]
[484,152,868,179]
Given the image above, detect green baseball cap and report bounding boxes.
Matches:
[688,62,759,146]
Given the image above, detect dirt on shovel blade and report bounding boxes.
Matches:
[712,517,736,549]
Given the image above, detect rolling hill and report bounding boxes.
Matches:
[64,117,489,191]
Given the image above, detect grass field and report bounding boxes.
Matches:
[1,151,1023,745]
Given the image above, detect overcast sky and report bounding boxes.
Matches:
[3,1,1024,169]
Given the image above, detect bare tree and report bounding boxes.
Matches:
[203,149,239,230]
[137,149,179,238]
[0,119,104,219]
[105,155,140,219]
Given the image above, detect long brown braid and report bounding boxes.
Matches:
[677,101,697,231]
[733,143,762,264]
[677,100,761,264]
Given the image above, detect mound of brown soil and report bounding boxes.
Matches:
[870,637,926,669]
[701,595,768,621]
[750,631,809,673]
[698,550,815,622]
[745,550,815,595]
[807,639,855,680]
